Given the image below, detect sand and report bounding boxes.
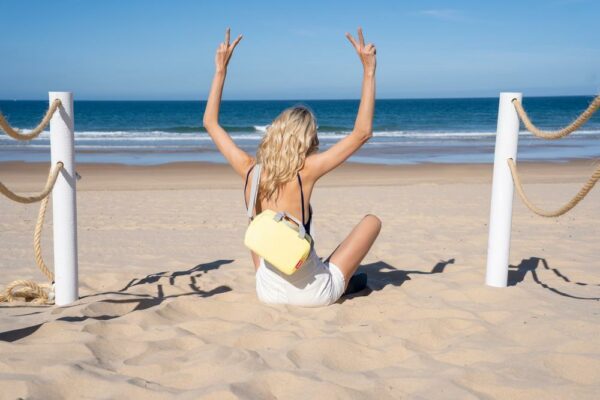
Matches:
[0,160,599,399]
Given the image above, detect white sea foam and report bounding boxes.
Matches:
[4,128,599,145]
[253,125,269,132]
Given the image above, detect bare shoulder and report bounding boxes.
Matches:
[302,154,322,182]
[241,156,257,179]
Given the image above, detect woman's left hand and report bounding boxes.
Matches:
[215,28,243,73]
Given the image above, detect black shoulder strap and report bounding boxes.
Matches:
[297,173,306,226]
[243,164,255,209]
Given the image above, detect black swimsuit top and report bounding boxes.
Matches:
[244,165,313,235]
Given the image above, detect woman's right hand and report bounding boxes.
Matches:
[215,28,243,73]
[345,28,376,75]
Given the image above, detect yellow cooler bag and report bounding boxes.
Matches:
[244,165,312,275]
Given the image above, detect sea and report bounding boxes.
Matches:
[1,96,599,165]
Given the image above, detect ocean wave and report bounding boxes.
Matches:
[4,128,600,143]
[253,125,268,132]
[159,125,267,133]
[158,124,349,133]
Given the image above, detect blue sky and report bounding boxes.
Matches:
[1,0,598,100]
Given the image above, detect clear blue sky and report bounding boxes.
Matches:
[1,0,598,100]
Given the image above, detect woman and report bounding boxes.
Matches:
[203,28,381,307]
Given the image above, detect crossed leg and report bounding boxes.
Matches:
[326,214,382,288]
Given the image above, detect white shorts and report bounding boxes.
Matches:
[255,249,346,307]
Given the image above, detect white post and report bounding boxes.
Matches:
[485,92,522,287]
[49,92,78,305]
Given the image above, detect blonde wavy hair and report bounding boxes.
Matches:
[256,106,319,201]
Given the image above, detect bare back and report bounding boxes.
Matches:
[244,164,315,227]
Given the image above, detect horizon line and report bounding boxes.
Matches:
[1,94,597,102]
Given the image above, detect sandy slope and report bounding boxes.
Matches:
[0,161,599,399]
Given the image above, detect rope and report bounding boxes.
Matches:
[0,99,62,141]
[512,96,600,140]
[508,158,600,217]
[34,195,55,282]
[0,162,63,305]
[0,162,63,203]
[0,280,53,305]
[0,196,55,304]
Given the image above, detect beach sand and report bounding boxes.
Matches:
[1,160,599,399]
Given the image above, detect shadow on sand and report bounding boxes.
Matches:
[509,257,600,301]
[0,259,233,343]
[340,258,455,302]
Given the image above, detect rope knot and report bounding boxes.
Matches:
[0,280,54,305]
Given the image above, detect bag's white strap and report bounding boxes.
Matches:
[247,164,262,219]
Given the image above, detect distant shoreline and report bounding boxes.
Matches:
[0,157,596,168]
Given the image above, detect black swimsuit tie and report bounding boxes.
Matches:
[244,166,312,235]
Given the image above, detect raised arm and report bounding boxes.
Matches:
[306,28,376,179]
[203,28,254,177]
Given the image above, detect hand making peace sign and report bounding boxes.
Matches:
[346,28,376,75]
[215,28,243,73]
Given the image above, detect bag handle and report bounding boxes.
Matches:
[247,164,262,219]
[274,211,307,239]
